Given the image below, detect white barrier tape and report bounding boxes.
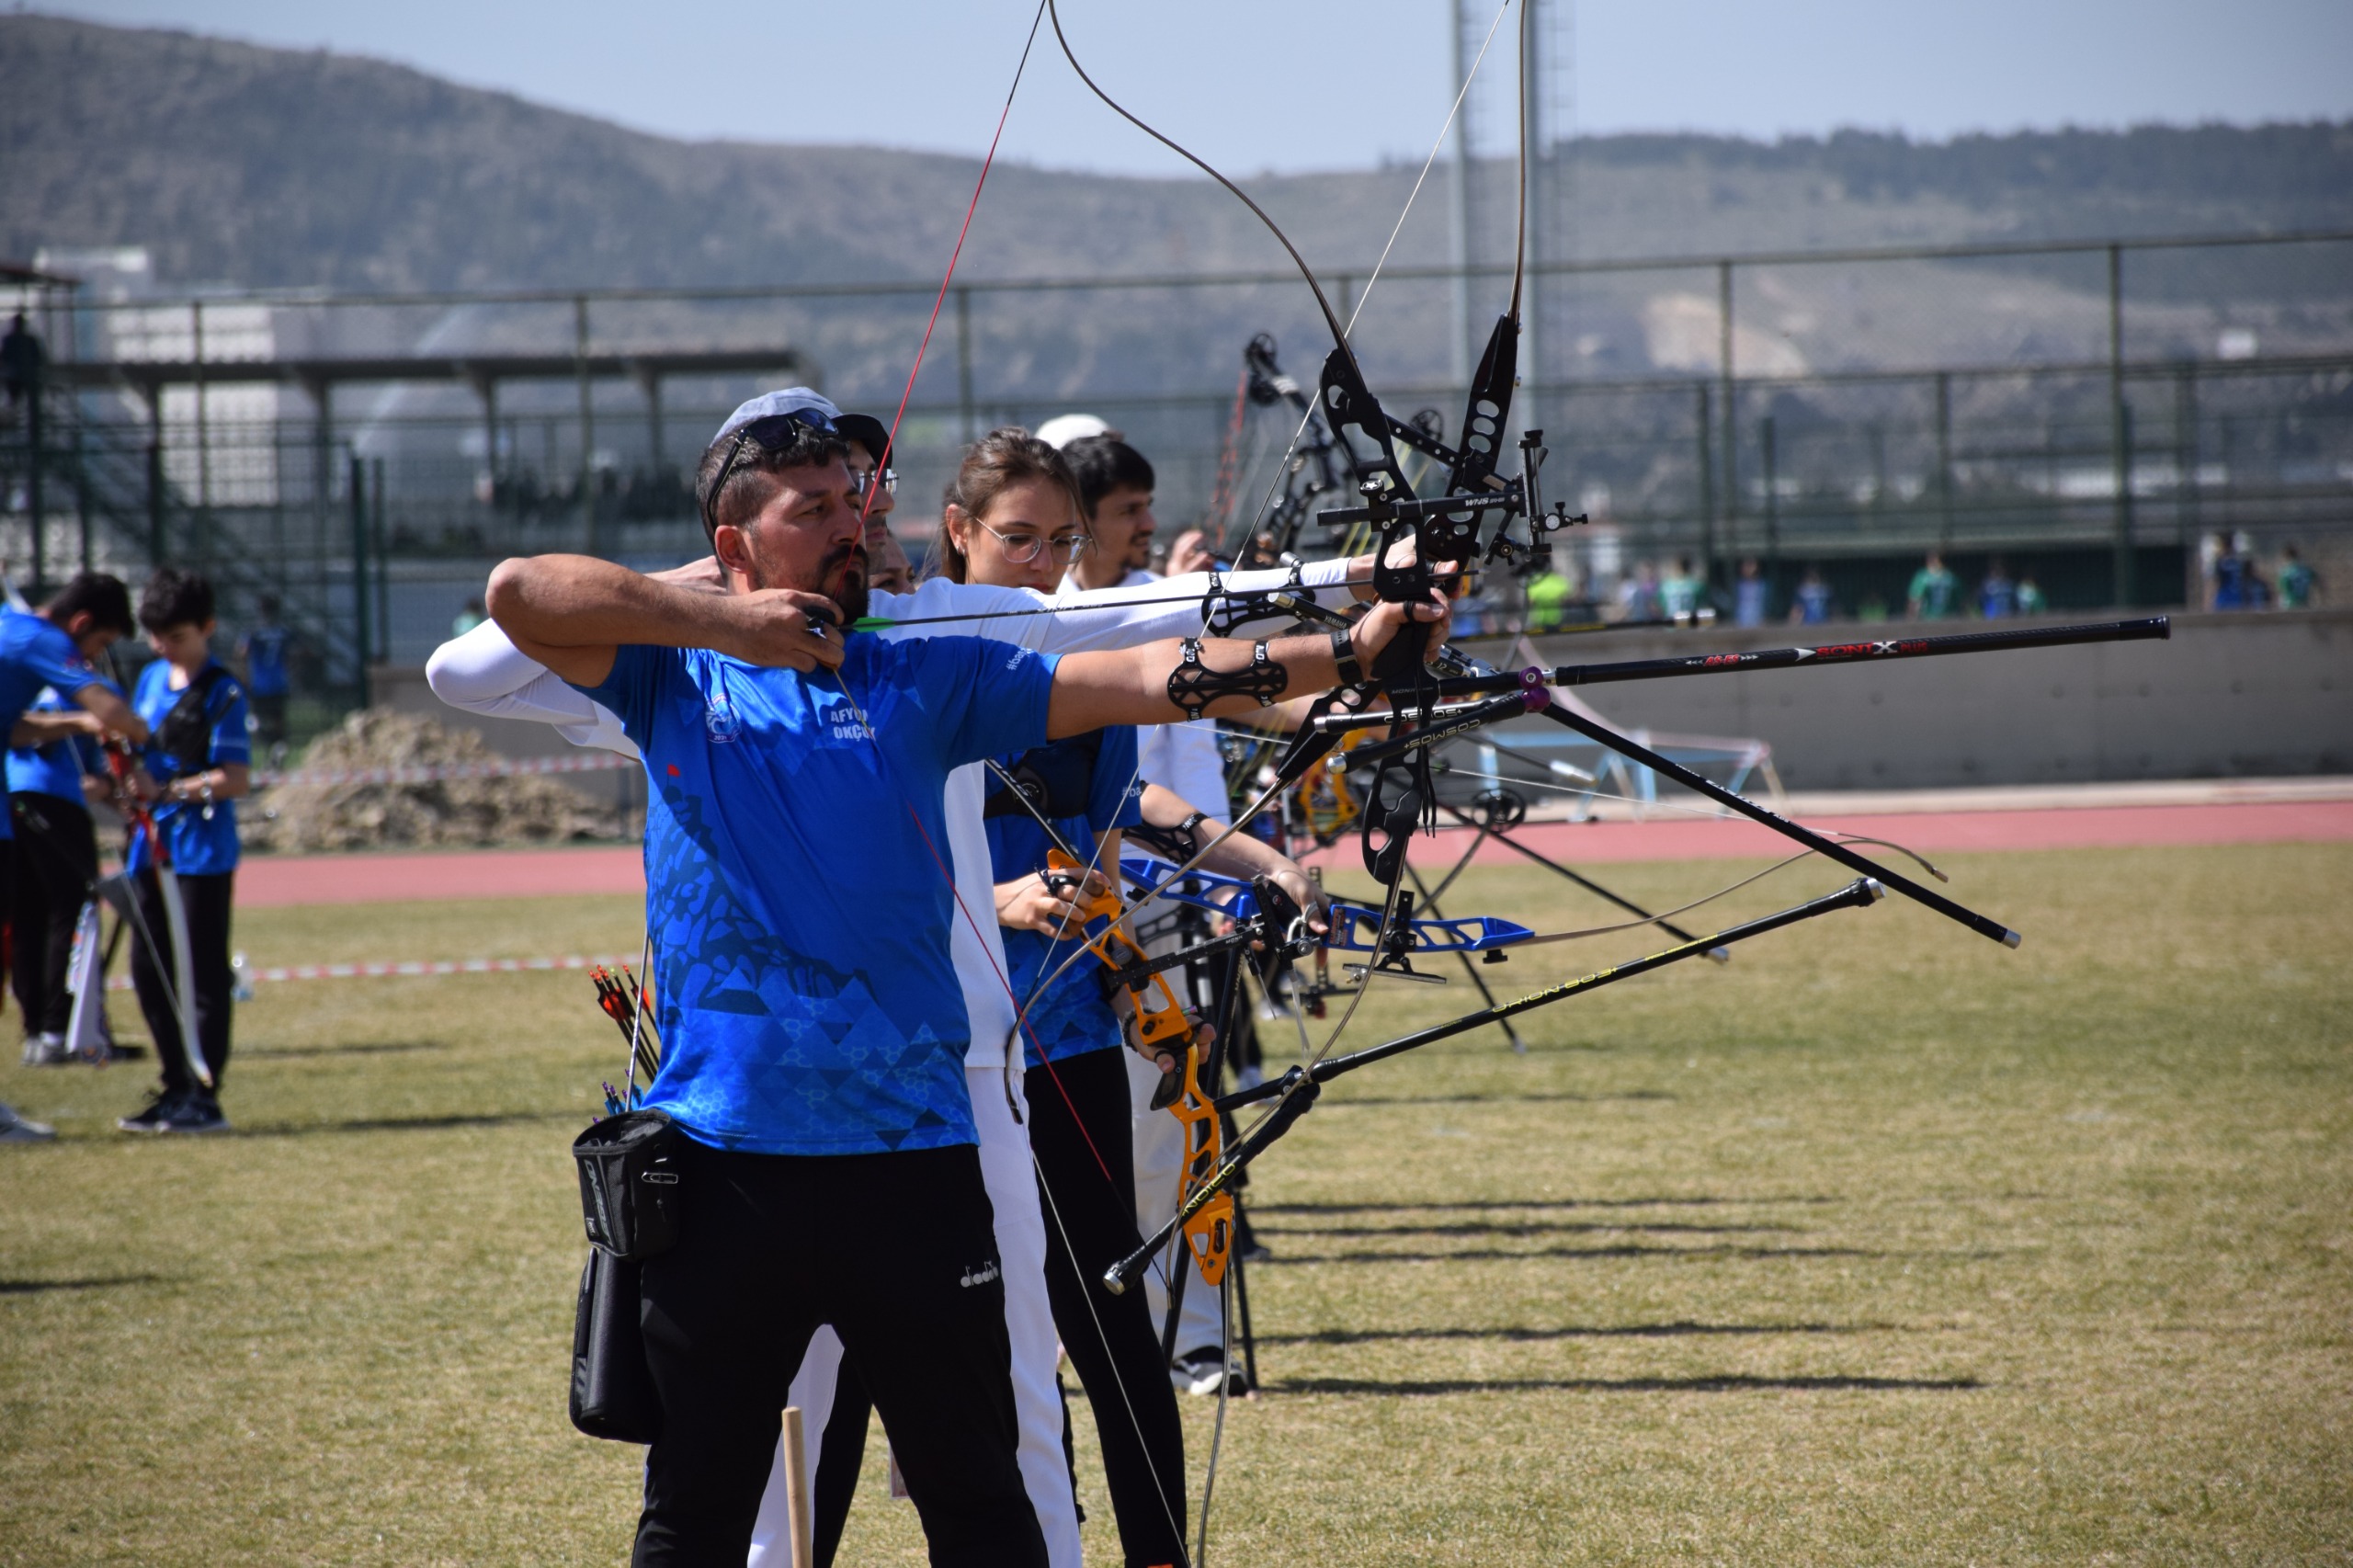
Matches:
[100,952,637,991]
[251,754,636,789]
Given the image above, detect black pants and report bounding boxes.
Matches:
[11,795,97,1038]
[1029,1047,1189,1568]
[126,868,234,1099]
[632,1141,1045,1568]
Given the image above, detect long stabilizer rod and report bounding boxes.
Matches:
[1433,616,2170,700]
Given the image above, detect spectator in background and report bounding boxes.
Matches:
[1659,557,1703,622]
[2208,531,2254,609]
[2276,544,2317,609]
[2016,574,2049,616]
[452,597,487,637]
[1907,550,1959,619]
[1618,560,1662,622]
[237,595,292,767]
[11,689,107,1065]
[1979,557,2018,619]
[1524,566,1573,632]
[1790,565,1834,625]
[1733,557,1768,628]
[116,570,250,1137]
[1857,591,1890,623]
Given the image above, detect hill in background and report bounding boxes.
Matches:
[6,12,2351,404]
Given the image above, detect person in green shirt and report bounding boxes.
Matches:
[1907,550,1959,619]
[1524,568,1573,632]
[2277,545,2317,609]
[1659,557,1704,621]
[2015,574,2049,616]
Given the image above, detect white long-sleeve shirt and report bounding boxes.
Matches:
[426,562,1355,1067]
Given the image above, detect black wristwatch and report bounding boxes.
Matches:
[1331,627,1364,687]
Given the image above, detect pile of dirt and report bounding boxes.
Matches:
[244,710,620,853]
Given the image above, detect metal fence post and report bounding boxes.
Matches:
[956,285,976,444]
[2107,243,2134,607]
[145,384,167,563]
[575,294,597,556]
[26,366,44,591]
[1693,381,1714,584]
[1934,371,1954,551]
[1760,413,1780,575]
[1717,259,1736,551]
[349,451,370,708]
[371,456,390,663]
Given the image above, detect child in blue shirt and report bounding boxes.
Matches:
[117,570,250,1136]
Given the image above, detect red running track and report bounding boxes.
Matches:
[234,801,2353,908]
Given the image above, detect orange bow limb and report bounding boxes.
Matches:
[1041,850,1229,1284]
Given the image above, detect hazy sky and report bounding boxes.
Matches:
[41,0,2353,176]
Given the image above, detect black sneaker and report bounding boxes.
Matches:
[118,1091,181,1134]
[160,1096,231,1135]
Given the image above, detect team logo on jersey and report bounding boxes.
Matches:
[1003,646,1034,671]
[704,689,742,744]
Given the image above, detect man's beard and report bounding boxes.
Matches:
[745,540,870,623]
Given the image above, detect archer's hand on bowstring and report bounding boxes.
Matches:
[708,589,850,674]
[995,867,1111,940]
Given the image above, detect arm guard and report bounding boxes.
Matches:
[1166,639,1289,722]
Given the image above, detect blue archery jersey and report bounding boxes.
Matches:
[131,656,251,877]
[0,608,120,844]
[987,725,1144,1065]
[6,688,97,809]
[574,633,1059,1156]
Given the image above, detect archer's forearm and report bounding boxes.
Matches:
[1046,632,1336,737]
[488,556,737,653]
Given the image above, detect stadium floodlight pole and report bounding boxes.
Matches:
[1428,616,2172,700]
[1104,876,1886,1295]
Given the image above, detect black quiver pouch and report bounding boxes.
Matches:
[570,1248,662,1443]
[572,1108,684,1260]
[566,1108,683,1444]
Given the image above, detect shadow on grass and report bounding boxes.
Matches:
[1253,1197,1840,1214]
[0,1274,167,1295]
[242,1040,454,1061]
[1271,1373,1984,1396]
[236,1108,581,1139]
[1317,1090,1677,1108]
[1261,1321,1880,1346]
[1256,1220,1798,1239]
[1258,1243,1886,1264]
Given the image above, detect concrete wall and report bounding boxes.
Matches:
[371,608,2350,795]
[1518,608,2351,790]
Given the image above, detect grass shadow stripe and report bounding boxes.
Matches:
[1257,1243,1888,1264]
[236,1108,582,1139]
[1271,1373,1985,1396]
[0,1274,170,1295]
[243,1040,455,1061]
[1252,1197,1840,1215]
[1254,1220,1800,1239]
[1258,1321,1881,1346]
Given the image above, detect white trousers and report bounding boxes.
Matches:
[1124,1051,1224,1358]
[746,1062,1083,1568]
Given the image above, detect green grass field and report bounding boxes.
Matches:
[3,844,2348,1565]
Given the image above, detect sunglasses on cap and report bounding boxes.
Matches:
[700,410,842,538]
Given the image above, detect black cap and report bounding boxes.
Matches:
[835,414,892,466]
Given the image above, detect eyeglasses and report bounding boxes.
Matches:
[850,466,898,498]
[974,521,1091,565]
[701,410,839,536]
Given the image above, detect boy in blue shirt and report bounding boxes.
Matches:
[492,412,1441,1567]
[10,688,108,1065]
[116,570,250,1136]
[0,574,147,1140]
